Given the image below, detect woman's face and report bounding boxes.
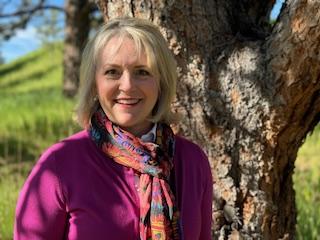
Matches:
[95,36,159,136]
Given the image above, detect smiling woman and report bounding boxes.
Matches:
[95,36,159,136]
[14,17,213,240]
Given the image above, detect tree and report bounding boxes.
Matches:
[36,9,63,48]
[63,0,98,97]
[0,51,4,65]
[96,0,320,239]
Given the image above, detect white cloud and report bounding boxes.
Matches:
[15,26,42,43]
[2,26,42,63]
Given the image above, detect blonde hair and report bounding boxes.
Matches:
[76,17,179,128]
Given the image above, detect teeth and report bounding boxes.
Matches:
[115,99,140,104]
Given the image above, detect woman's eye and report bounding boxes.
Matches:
[104,69,120,78]
[136,69,151,76]
[104,69,117,75]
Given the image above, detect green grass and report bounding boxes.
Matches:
[0,162,31,240]
[294,126,320,240]
[0,43,79,163]
[0,44,319,239]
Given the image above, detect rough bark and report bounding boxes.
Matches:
[63,0,92,97]
[96,0,320,239]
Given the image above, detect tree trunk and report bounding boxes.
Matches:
[96,0,320,239]
[63,0,91,97]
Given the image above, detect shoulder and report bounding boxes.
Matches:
[38,130,91,166]
[174,135,207,160]
[173,135,212,195]
[17,132,90,211]
[43,130,89,155]
[174,135,210,172]
[31,130,92,189]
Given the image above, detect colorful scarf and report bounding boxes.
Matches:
[89,107,180,240]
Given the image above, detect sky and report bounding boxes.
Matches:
[1,0,284,63]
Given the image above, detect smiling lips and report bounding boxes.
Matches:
[114,98,142,106]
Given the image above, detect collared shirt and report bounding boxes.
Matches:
[140,123,157,143]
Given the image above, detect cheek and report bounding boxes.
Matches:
[95,76,103,95]
[145,79,159,98]
[151,84,159,102]
[96,78,114,99]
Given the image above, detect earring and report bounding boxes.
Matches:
[93,95,98,102]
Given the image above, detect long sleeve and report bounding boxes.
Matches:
[199,153,213,240]
[14,149,67,240]
[174,136,214,240]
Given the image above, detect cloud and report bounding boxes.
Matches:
[2,26,42,63]
[15,26,42,43]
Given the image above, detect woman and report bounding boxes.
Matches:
[14,17,213,240]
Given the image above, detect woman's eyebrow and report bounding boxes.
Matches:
[102,63,120,68]
[134,65,148,68]
[101,63,149,69]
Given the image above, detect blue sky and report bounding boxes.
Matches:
[1,0,284,63]
[271,0,285,20]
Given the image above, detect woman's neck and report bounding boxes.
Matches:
[121,122,154,137]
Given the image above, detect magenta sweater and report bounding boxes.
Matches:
[14,130,213,240]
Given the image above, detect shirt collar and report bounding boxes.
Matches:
[140,123,157,143]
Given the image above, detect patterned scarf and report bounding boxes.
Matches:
[89,107,180,240]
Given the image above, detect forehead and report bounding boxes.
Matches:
[98,36,148,65]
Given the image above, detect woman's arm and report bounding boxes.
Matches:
[199,152,213,240]
[14,150,67,240]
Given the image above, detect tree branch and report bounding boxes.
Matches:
[0,5,65,18]
[266,0,320,143]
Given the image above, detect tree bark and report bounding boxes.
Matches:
[63,0,92,97]
[96,0,320,239]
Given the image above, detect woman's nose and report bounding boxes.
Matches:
[119,71,136,92]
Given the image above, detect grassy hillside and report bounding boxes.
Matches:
[0,44,78,160]
[0,44,319,239]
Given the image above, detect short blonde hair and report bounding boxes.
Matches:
[76,17,179,128]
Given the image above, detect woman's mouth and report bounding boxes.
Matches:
[114,98,141,106]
